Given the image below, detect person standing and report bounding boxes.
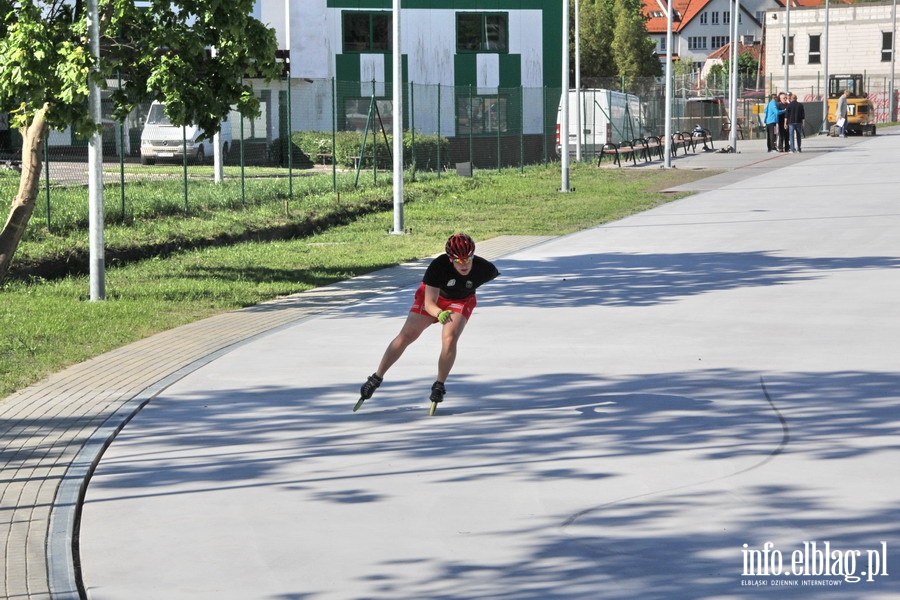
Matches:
[356,233,500,414]
[776,92,790,151]
[836,89,849,137]
[763,93,782,153]
[785,93,806,153]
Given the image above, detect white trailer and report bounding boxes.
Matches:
[556,88,645,158]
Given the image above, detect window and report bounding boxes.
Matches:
[650,11,664,18]
[343,12,391,52]
[782,35,794,65]
[809,34,821,65]
[457,13,508,53]
[712,36,729,49]
[700,12,708,25]
[723,11,730,25]
[883,31,893,62]
[755,11,765,24]
[688,36,708,51]
[344,97,395,133]
[711,12,719,25]
[457,95,508,135]
[659,37,667,52]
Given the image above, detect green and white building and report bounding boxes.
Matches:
[257,0,565,164]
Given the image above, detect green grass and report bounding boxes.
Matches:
[0,162,711,398]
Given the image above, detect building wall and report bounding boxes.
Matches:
[651,0,774,66]
[764,3,897,97]
[252,0,562,142]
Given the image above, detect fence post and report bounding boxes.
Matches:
[287,74,293,202]
[332,77,337,192]
[496,93,501,172]
[542,86,548,165]
[182,124,188,212]
[410,81,416,175]
[43,134,51,232]
[437,83,441,177]
[240,100,246,204]
[118,72,126,221]
[468,85,474,165]
[519,86,524,173]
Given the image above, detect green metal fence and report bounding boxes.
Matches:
[1,74,895,235]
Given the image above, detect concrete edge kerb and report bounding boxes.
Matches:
[45,235,553,599]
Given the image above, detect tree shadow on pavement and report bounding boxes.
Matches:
[83,366,900,599]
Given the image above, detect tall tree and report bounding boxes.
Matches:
[576,0,616,81]
[0,0,280,281]
[611,0,662,87]
[575,0,660,85]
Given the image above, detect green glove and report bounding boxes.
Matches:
[437,310,453,324]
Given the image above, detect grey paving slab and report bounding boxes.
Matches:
[76,131,900,599]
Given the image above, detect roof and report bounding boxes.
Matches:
[642,0,857,35]
[707,41,763,62]
[643,0,712,35]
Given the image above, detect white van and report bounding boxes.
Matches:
[556,89,645,158]
[140,101,232,165]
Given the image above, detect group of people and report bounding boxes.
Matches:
[764,91,807,154]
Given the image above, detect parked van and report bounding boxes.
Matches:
[556,89,645,158]
[140,101,232,165]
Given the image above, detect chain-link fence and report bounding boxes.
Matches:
[1,74,896,234]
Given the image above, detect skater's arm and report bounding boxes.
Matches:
[422,284,444,319]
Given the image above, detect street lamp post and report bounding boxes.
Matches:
[729,0,740,151]
[821,0,830,133]
[663,0,673,167]
[575,0,582,162]
[561,0,570,192]
[784,0,791,93]
[891,0,897,122]
[391,0,404,233]
[87,0,105,301]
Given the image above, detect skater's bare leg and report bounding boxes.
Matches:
[375,312,433,377]
[436,313,467,383]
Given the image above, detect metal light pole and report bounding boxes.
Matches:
[663,0,673,167]
[891,0,897,122]
[391,0,404,233]
[560,0,570,192]
[821,0,830,133]
[87,0,105,300]
[784,0,791,93]
[729,0,740,150]
[575,0,582,162]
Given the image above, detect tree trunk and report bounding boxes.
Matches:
[0,104,50,283]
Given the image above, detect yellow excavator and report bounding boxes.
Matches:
[827,74,876,136]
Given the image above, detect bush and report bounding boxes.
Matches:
[291,130,450,171]
[268,137,313,168]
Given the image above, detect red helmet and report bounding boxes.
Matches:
[445,233,475,259]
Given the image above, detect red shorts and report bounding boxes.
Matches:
[410,283,477,321]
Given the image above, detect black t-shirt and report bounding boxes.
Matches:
[422,254,499,300]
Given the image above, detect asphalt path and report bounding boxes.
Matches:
[79,132,900,599]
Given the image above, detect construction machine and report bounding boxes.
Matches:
[827,74,876,136]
